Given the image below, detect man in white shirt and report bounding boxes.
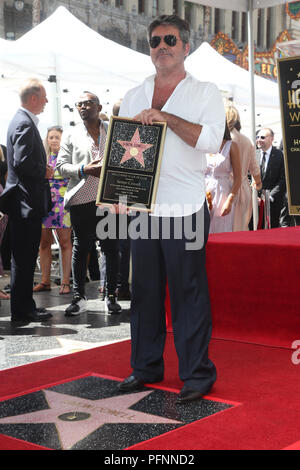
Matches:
[118,15,225,402]
[256,128,286,228]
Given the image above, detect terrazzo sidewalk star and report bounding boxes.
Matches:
[0,389,180,450]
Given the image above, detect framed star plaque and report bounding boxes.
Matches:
[96,116,167,212]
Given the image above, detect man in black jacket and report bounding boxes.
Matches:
[256,128,286,228]
[0,78,53,323]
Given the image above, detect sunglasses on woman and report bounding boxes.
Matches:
[149,34,180,49]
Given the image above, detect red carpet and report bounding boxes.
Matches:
[0,335,300,450]
[1,227,299,450]
[166,227,300,348]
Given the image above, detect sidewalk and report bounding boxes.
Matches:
[0,276,131,371]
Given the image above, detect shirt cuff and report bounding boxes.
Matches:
[194,123,222,154]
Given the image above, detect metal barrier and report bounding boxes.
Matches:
[262,189,271,229]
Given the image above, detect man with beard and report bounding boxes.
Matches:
[118,16,225,403]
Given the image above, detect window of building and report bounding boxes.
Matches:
[173,0,179,15]
[241,12,247,43]
[115,0,124,8]
[215,8,220,34]
[185,2,192,25]
[266,8,271,49]
[257,9,262,47]
[232,11,238,40]
[138,0,145,14]
[152,0,158,17]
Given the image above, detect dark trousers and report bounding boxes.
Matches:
[10,216,42,317]
[118,216,131,291]
[130,203,216,392]
[70,202,119,297]
[118,238,130,291]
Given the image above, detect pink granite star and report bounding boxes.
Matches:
[118,128,153,167]
[0,389,181,450]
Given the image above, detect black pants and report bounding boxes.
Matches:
[129,203,216,393]
[10,216,42,317]
[118,216,131,291]
[70,202,119,297]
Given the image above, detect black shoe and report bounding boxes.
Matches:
[118,375,145,392]
[35,307,47,313]
[106,295,121,314]
[65,295,87,316]
[11,310,53,324]
[177,386,204,404]
[117,289,131,301]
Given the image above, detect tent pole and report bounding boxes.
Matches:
[55,77,62,126]
[248,0,258,230]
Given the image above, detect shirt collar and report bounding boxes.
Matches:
[144,71,191,107]
[20,107,39,127]
[80,119,102,136]
[262,145,272,158]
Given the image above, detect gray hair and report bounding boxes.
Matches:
[148,15,190,44]
[19,78,43,104]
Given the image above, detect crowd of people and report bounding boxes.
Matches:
[0,84,130,318]
[0,14,295,403]
[205,105,291,233]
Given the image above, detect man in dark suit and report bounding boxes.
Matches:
[256,128,286,228]
[0,78,53,323]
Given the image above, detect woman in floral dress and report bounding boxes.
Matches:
[33,126,72,294]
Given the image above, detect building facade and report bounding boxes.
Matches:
[1,1,300,56]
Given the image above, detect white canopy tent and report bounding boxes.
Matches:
[0,6,155,141]
[186,41,279,108]
[191,0,287,141]
[186,41,282,147]
[0,3,287,228]
[0,6,282,139]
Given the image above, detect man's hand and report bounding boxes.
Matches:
[83,159,102,177]
[134,108,202,148]
[134,109,167,125]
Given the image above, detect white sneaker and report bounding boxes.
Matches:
[65,295,87,316]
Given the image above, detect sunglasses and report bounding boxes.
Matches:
[256,135,267,140]
[75,100,97,108]
[149,34,179,49]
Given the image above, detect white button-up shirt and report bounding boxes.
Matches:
[119,72,225,217]
[20,106,39,128]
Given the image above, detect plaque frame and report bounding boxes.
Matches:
[96,116,167,212]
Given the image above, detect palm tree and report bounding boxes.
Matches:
[32,0,41,27]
